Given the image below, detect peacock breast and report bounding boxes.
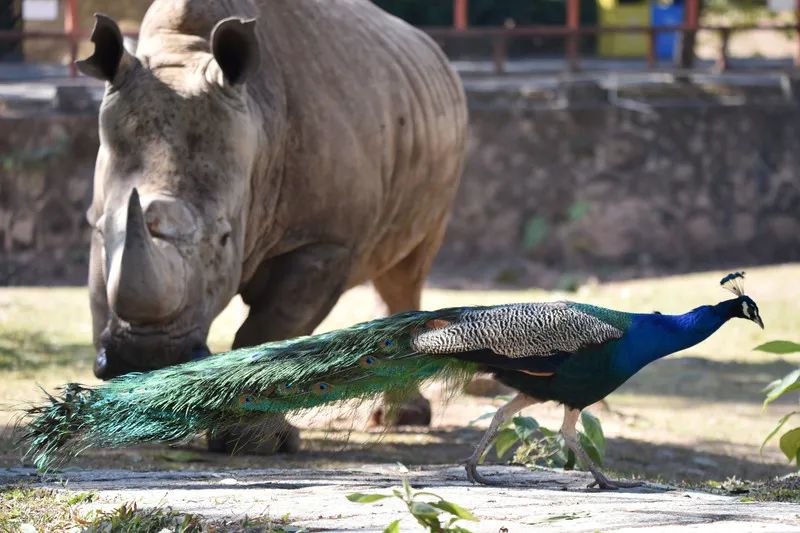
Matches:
[546,342,630,408]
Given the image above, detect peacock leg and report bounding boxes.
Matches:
[560,406,643,490]
[465,393,539,485]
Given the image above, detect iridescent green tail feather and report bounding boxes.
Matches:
[21,309,477,470]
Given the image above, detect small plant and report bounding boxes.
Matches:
[475,404,605,470]
[347,478,477,533]
[758,340,800,466]
[81,502,201,532]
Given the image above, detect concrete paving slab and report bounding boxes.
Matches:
[2,465,798,532]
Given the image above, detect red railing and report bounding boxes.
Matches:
[0,0,799,77]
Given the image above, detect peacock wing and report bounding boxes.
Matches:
[410,302,625,360]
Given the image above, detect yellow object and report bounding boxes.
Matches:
[597,0,650,57]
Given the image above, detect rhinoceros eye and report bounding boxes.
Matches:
[143,197,198,241]
[220,232,231,246]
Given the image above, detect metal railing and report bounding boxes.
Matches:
[425,23,800,74]
[0,0,798,77]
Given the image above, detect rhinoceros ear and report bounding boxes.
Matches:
[210,17,260,86]
[76,13,130,82]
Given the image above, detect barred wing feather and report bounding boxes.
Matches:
[411,302,623,358]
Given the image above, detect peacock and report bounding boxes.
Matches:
[21,272,763,489]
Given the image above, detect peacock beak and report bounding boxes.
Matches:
[754,316,764,329]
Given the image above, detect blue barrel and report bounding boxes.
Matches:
[651,1,684,60]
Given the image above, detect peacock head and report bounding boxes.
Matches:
[720,272,764,329]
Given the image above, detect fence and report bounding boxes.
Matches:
[0,0,799,75]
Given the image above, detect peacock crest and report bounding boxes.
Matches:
[720,271,746,296]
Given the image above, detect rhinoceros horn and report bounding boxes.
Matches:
[107,188,187,324]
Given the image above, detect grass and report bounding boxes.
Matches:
[0,487,95,532]
[0,485,301,532]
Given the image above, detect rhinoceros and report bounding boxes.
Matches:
[80,0,467,444]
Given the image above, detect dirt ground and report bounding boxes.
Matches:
[1,265,798,487]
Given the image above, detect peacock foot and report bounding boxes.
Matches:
[369,391,432,427]
[207,417,300,455]
[464,461,502,486]
[587,473,644,490]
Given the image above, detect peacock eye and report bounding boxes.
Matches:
[312,382,333,395]
[359,354,381,368]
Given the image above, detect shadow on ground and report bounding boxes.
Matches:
[1,423,791,487]
[618,355,797,403]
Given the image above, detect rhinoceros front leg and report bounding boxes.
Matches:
[208,243,351,455]
[233,243,350,347]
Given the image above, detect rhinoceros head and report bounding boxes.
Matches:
[81,13,262,379]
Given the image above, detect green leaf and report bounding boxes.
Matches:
[402,478,413,500]
[409,502,441,518]
[468,411,496,426]
[760,412,800,453]
[762,378,782,394]
[754,341,800,354]
[763,369,800,407]
[539,427,557,438]
[568,200,590,222]
[493,427,520,459]
[413,491,445,502]
[779,427,800,464]
[563,447,576,470]
[578,433,603,466]
[346,492,393,503]
[580,411,606,456]
[512,416,540,441]
[521,216,549,251]
[430,500,478,521]
[383,519,401,533]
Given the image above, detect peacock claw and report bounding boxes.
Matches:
[587,478,644,490]
[464,461,500,486]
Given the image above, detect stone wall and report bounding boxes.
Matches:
[1,78,799,286]
[0,112,97,284]
[435,78,800,287]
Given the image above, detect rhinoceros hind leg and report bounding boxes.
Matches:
[370,223,448,427]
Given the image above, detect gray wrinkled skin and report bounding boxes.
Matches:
[411,303,624,357]
[86,0,467,378]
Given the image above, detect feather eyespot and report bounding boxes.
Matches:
[381,339,393,349]
[312,382,333,395]
[276,383,295,396]
[358,354,381,368]
[238,394,256,406]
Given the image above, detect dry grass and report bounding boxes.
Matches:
[0,486,299,532]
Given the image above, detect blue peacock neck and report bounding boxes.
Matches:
[612,298,740,376]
